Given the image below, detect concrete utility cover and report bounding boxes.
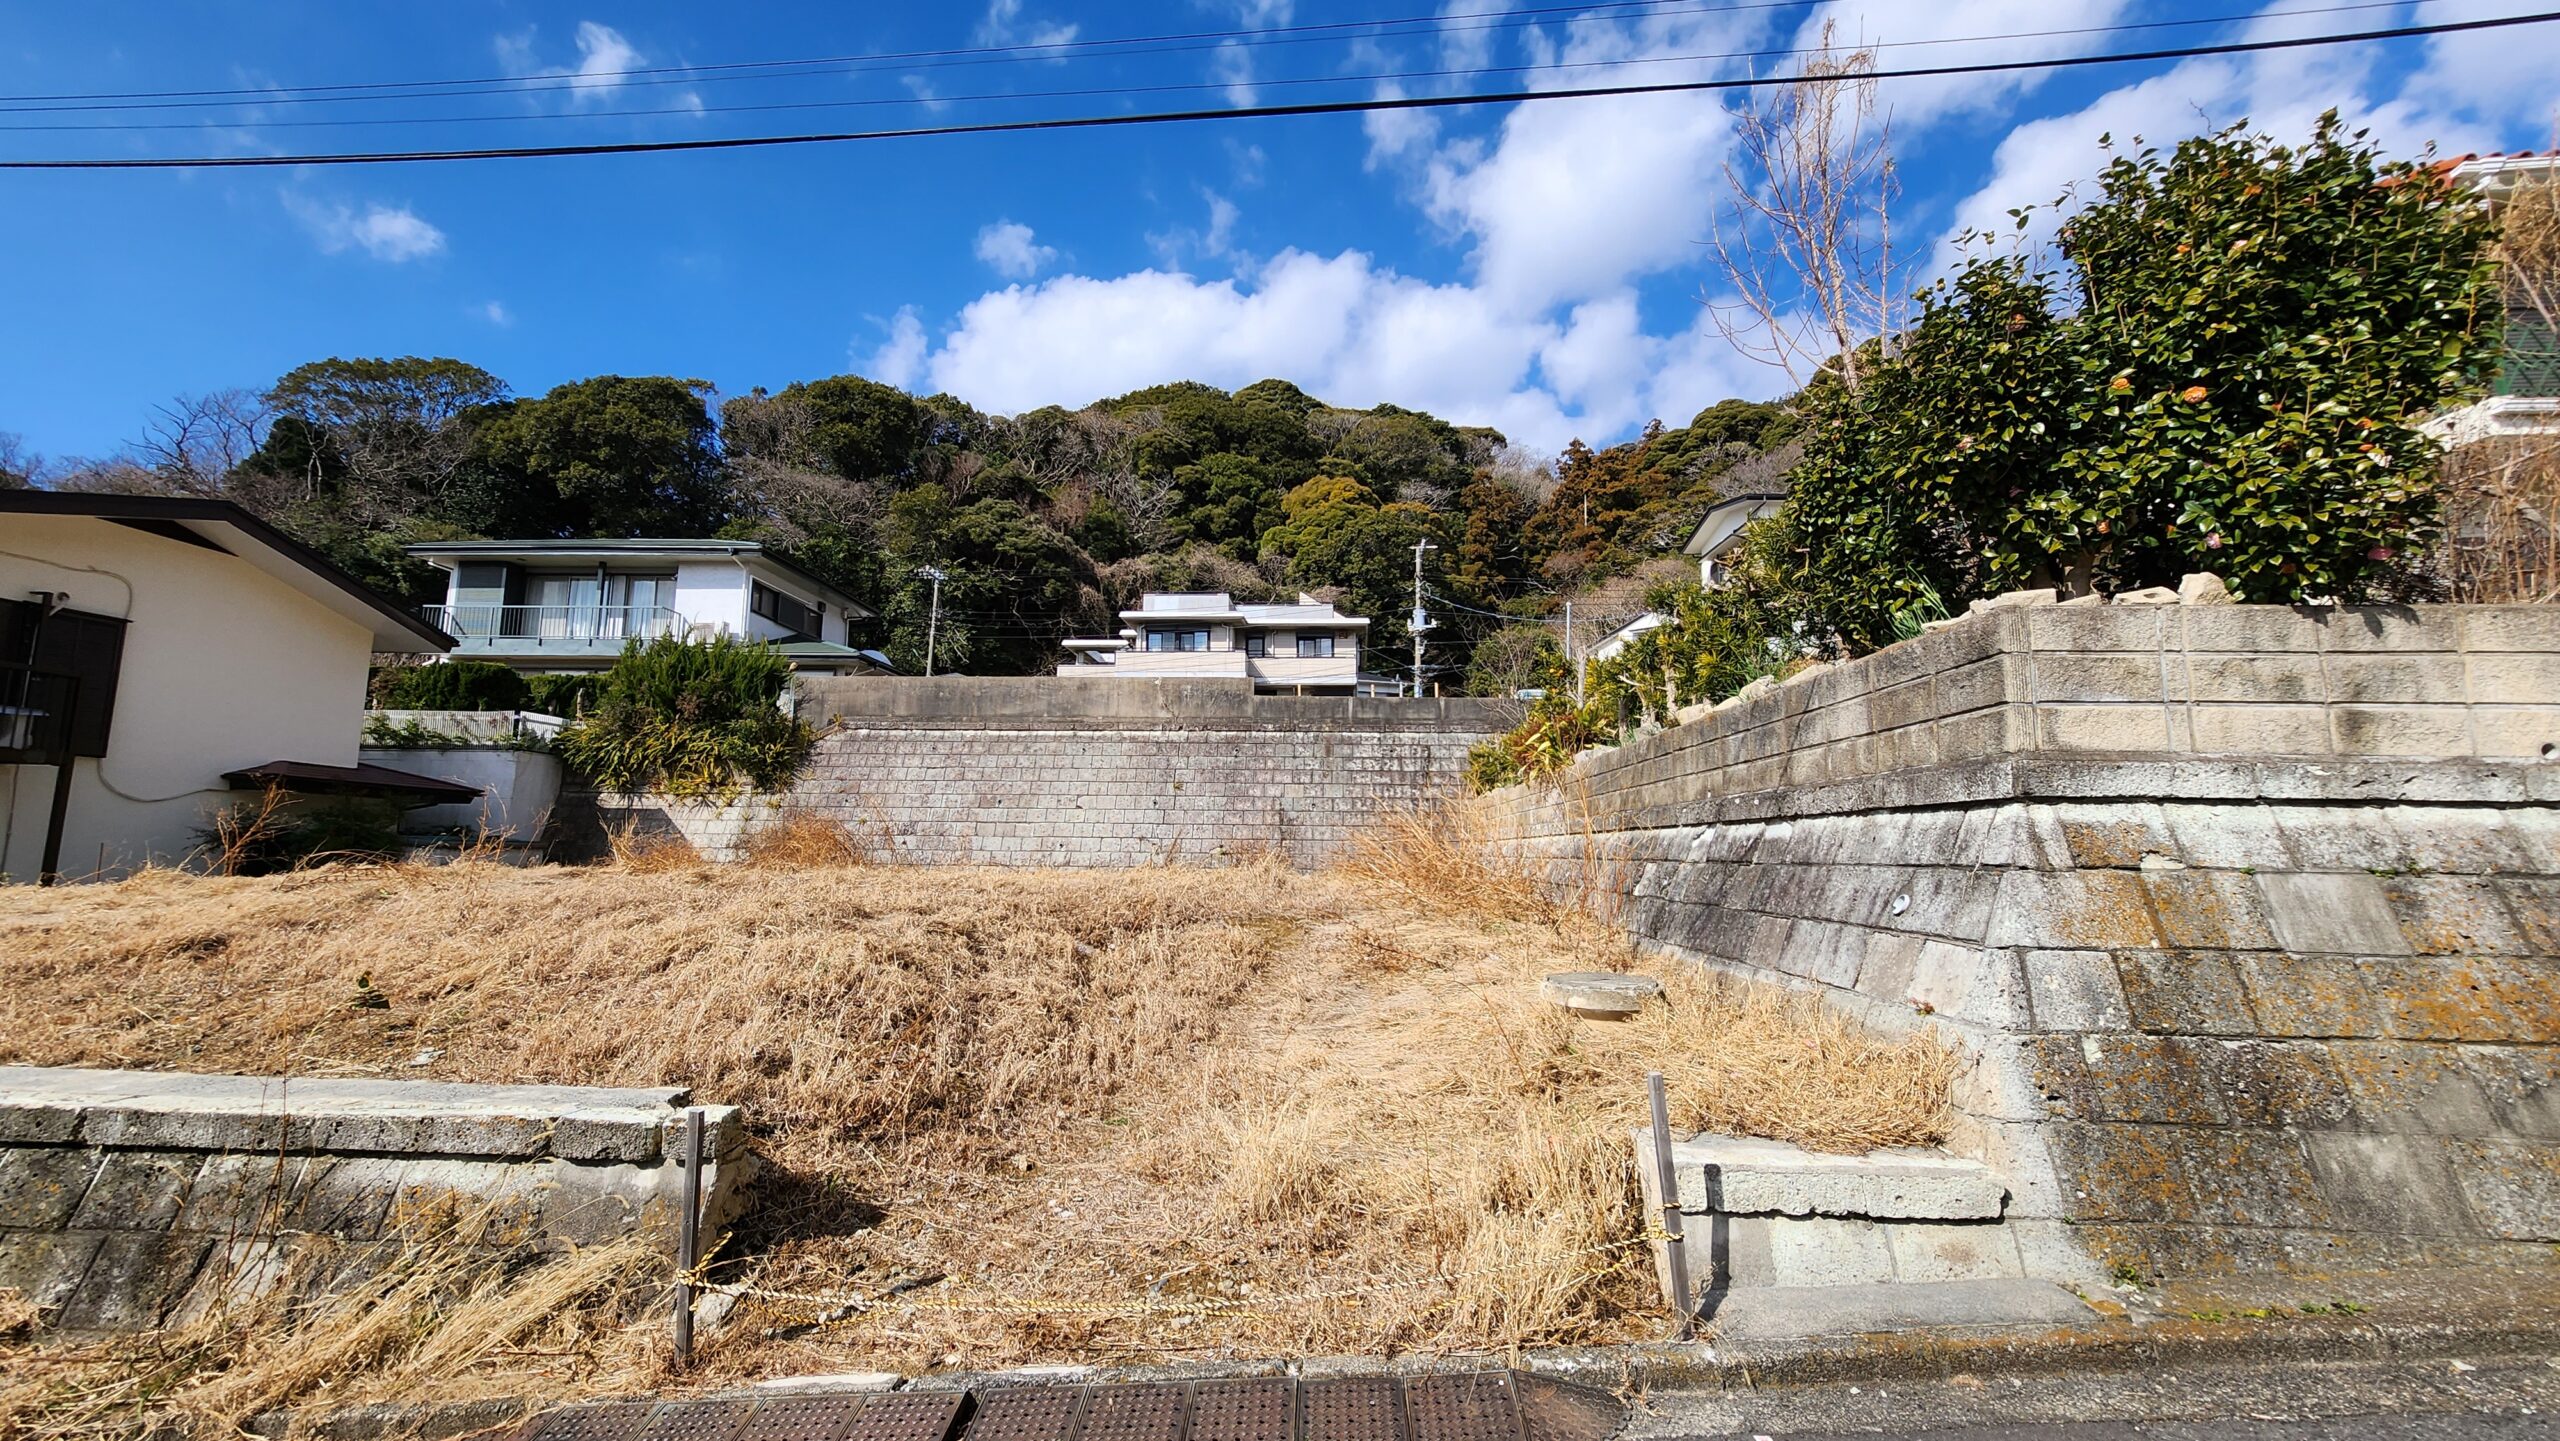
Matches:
[1539,973,1663,1018]
[509,1372,1625,1441]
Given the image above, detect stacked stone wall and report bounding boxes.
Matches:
[1480,601,2560,1280]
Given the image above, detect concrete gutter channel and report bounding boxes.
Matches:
[240,1263,2560,1441]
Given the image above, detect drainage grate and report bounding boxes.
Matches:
[1300,1378,1404,1441]
[968,1387,1091,1441]
[844,1392,973,1441]
[1404,1375,1523,1441]
[645,1401,757,1441]
[1186,1379,1296,1441]
[519,1366,1619,1441]
[730,1397,883,1441]
[1078,1383,1194,1441]
[526,1402,663,1441]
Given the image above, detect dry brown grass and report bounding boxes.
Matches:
[739,810,872,868]
[605,824,702,871]
[0,819,1954,1419]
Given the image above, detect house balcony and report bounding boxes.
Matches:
[421,604,692,658]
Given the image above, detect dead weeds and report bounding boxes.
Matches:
[0,814,1955,1421]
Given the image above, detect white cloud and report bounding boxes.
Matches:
[903,248,1789,453]
[1930,0,2541,272]
[1207,0,1294,22]
[283,194,447,262]
[1212,41,1256,107]
[973,219,1058,279]
[865,307,929,390]
[976,0,1078,51]
[479,300,514,326]
[497,21,645,107]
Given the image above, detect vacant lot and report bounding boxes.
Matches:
[0,823,1957,1433]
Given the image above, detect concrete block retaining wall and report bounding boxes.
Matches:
[551,677,1515,868]
[0,1067,750,1332]
[1481,601,2560,1282]
[791,677,1513,868]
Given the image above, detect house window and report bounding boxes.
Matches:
[751,581,822,640]
[1297,634,1336,659]
[1144,629,1207,652]
[1243,633,1267,657]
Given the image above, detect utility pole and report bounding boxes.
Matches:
[915,566,947,677]
[1409,539,1436,700]
[1566,599,1581,705]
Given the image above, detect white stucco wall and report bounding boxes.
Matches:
[0,515,374,880]
[670,561,753,640]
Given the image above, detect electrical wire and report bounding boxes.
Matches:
[0,0,2419,135]
[0,0,1793,115]
[6,11,2543,171]
[0,0,1719,106]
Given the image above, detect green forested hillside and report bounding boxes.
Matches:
[35,362,1789,689]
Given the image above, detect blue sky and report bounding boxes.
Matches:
[1,1,2552,464]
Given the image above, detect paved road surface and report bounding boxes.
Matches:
[1630,1352,2560,1441]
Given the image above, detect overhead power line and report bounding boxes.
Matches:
[5,11,2550,171]
[0,0,1771,112]
[0,1,2418,135]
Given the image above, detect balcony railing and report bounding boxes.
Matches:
[423,604,690,646]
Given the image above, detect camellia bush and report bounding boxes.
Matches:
[1787,114,2504,649]
[556,635,815,797]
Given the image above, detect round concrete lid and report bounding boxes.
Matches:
[1539,972,1664,1017]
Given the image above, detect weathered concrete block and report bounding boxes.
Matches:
[2115,951,2260,1036]
[0,1229,106,1311]
[1763,1215,1896,1286]
[55,1230,213,1332]
[0,1147,100,1230]
[1885,1220,2025,1282]
[1986,870,2161,949]
[2442,1140,2560,1241]
[70,1151,201,1231]
[2303,1132,2476,1237]
[2379,875,2527,955]
[2332,705,2475,758]
[2256,872,2411,956]
[2142,870,2279,950]
[2233,954,2386,1039]
[1651,1133,2008,1221]
[2024,950,2131,1033]
[2190,704,2330,756]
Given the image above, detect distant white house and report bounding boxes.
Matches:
[2424,151,2560,446]
[1,492,473,883]
[403,539,890,676]
[1680,438,1801,589]
[1058,591,1374,694]
[1586,612,1667,665]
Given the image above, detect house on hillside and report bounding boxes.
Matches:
[1680,438,1803,588]
[1057,591,1374,694]
[403,539,891,677]
[2426,151,2559,446]
[0,492,475,883]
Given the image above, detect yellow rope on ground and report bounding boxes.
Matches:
[684,1230,1677,1324]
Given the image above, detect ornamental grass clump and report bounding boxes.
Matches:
[556,635,815,796]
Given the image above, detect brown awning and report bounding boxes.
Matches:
[223,759,481,806]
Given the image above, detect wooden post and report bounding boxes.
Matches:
[674,1106,704,1367]
[1647,1072,1694,1339]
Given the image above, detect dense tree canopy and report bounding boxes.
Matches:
[36,351,1788,690]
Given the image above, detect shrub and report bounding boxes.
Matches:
[525,672,604,718]
[556,636,815,797]
[373,660,531,712]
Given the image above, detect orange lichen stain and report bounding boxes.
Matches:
[2146,876,2243,948]
[2376,964,2527,1043]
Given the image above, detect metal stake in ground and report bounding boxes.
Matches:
[675,1105,704,1367]
[1646,1071,1695,1339]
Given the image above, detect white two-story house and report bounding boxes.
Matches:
[1059,592,1372,694]
[404,539,889,676]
